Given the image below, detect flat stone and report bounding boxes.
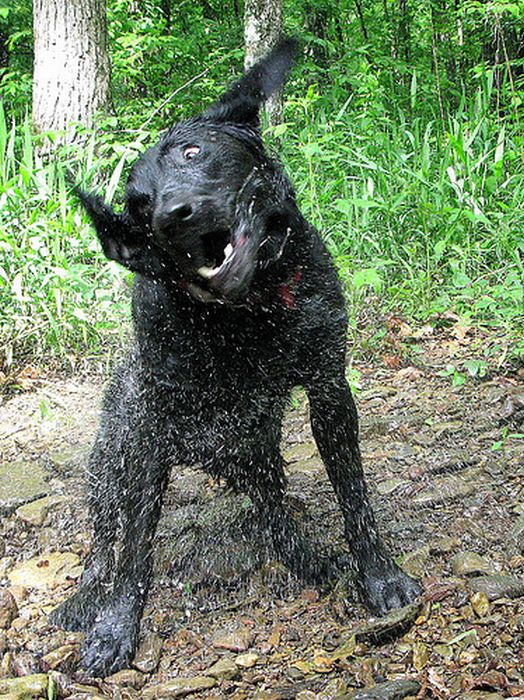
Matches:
[212,625,254,652]
[235,652,259,668]
[401,546,430,578]
[8,552,82,590]
[412,473,476,507]
[343,679,421,700]
[429,536,459,554]
[0,461,48,515]
[8,586,28,606]
[376,478,409,496]
[142,675,216,698]
[451,551,495,576]
[106,669,145,688]
[0,590,18,629]
[15,495,66,526]
[355,602,422,645]
[287,458,323,474]
[207,657,240,680]
[133,632,163,673]
[508,514,524,553]
[41,643,79,671]
[283,442,317,463]
[0,673,48,696]
[468,575,524,600]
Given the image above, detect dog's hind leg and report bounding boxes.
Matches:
[306,374,421,614]
[80,444,170,677]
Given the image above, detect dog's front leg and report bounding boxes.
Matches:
[307,379,421,614]
[80,457,170,677]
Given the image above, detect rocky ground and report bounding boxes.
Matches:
[0,318,523,700]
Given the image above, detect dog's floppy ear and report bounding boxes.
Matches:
[203,37,297,127]
[77,189,135,265]
[77,189,164,277]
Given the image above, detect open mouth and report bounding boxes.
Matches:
[197,229,235,279]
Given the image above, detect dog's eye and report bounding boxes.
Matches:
[183,145,200,160]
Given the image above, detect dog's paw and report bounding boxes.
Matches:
[49,587,105,632]
[357,560,422,616]
[80,600,141,677]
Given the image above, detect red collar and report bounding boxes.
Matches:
[277,267,303,309]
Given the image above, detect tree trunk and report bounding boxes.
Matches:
[244,0,283,126]
[32,0,111,149]
[0,31,8,69]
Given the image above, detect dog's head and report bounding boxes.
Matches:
[81,39,300,303]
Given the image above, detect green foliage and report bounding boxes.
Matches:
[0,105,130,367]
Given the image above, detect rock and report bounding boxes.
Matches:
[355,602,422,645]
[451,551,495,576]
[0,461,48,515]
[49,448,86,473]
[376,478,409,496]
[235,652,259,668]
[142,675,216,698]
[67,684,108,700]
[429,535,459,554]
[207,657,239,680]
[212,625,254,652]
[401,546,430,578]
[8,552,82,589]
[507,515,524,553]
[12,651,39,676]
[468,575,524,600]
[8,586,28,606]
[15,495,66,526]
[287,458,323,474]
[412,473,476,507]
[41,644,79,671]
[133,632,163,673]
[106,669,145,688]
[156,495,264,585]
[470,591,490,617]
[343,679,421,700]
[0,673,48,697]
[0,590,18,629]
[283,442,317,462]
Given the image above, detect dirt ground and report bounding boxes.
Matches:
[0,319,523,700]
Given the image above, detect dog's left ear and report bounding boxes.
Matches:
[77,189,165,278]
[203,37,298,128]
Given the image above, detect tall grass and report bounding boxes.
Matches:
[0,106,137,369]
[1,72,523,369]
[278,72,524,332]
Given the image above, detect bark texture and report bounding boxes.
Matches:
[244,0,283,125]
[32,0,111,146]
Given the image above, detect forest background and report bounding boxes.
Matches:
[1,0,523,372]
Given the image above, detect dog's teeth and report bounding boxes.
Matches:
[223,243,234,260]
[197,266,218,279]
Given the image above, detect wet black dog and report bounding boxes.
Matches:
[51,39,420,676]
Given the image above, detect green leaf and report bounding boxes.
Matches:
[352,268,383,291]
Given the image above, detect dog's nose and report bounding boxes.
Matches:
[164,201,194,222]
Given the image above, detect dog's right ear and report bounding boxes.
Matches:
[203,37,298,128]
[77,189,137,267]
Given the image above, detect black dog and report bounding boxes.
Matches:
[51,39,420,676]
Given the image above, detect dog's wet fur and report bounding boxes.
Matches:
[50,39,421,676]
